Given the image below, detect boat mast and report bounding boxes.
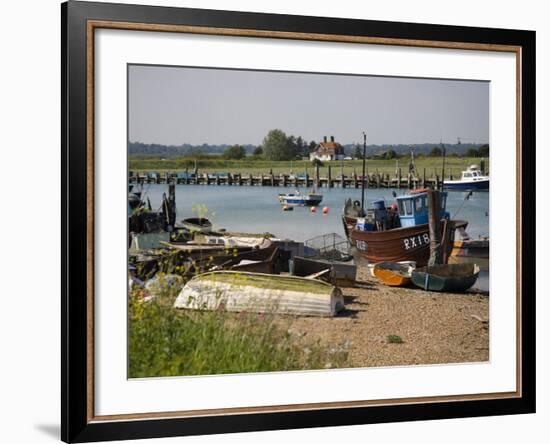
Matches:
[361,132,367,215]
[440,140,446,190]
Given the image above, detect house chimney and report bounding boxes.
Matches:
[323,136,327,143]
[330,135,335,142]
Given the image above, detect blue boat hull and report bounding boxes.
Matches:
[283,198,323,206]
[280,195,323,206]
[443,179,489,191]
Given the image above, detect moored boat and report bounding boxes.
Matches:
[278,190,323,206]
[411,263,480,292]
[443,165,489,191]
[373,261,415,287]
[173,271,344,317]
[343,191,467,267]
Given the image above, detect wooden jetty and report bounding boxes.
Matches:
[128,168,451,190]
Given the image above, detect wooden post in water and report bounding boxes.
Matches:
[427,189,443,265]
[397,167,401,189]
[328,165,333,188]
[422,168,426,188]
[315,163,320,188]
[168,184,176,229]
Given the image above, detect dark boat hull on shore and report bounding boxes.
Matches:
[411,263,480,292]
[180,217,213,233]
[343,216,467,267]
[293,256,357,286]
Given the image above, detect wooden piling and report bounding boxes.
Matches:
[168,184,176,228]
[397,168,401,189]
[427,189,443,265]
[315,164,320,188]
[422,168,426,188]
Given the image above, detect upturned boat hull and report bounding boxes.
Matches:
[411,263,480,292]
[173,271,344,317]
[344,216,467,267]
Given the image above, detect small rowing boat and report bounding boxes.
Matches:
[373,261,415,287]
[180,217,213,233]
[173,271,344,317]
[411,263,480,292]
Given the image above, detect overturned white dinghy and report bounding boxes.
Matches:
[173,271,344,317]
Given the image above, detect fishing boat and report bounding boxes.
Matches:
[373,261,415,287]
[173,271,344,317]
[411,263,480,292]
[180,217,213,233]
[278,190,323,206]
[443,165,489,191]
[343,190,468,267]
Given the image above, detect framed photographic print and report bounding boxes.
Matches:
[61,1,536,442]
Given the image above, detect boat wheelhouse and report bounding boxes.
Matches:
[443,165,489,191]
[396,190,450,228]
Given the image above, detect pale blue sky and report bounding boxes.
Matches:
[129,64,489,146]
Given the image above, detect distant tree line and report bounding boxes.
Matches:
[130,139,489,160]
[428,144,489,158]
[259,129,318,161]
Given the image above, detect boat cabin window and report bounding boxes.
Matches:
[398,198,413,216]
[463,172,473,178]
[413,195,427,214]
[397,192,446,217]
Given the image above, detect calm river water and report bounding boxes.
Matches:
[142,184,490,291]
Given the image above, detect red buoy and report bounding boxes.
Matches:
[322,206,329,214]
[310,206,317,213]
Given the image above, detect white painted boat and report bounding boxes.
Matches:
[443,165,489,191]
[278,190,323,206]
[173,270,344,317]
[189,236,272,249]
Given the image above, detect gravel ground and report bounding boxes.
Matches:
[284,266,489,368]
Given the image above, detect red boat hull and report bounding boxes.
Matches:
[343,216,467,267]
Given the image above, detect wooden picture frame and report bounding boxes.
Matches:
[62,1,536,442]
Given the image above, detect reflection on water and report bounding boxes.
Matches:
[142,185,489,240]
[140,184,490,292]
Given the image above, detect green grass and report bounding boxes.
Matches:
[129,156,488,178]
[128,278,349,377]
[386,334,404,344]
[195,271,332,294]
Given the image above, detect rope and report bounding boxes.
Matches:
[452,191,473,219]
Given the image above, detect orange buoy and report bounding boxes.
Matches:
[322,206,329,214]
[310,206,317,213]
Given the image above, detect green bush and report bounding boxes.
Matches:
[386,334,404,344]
